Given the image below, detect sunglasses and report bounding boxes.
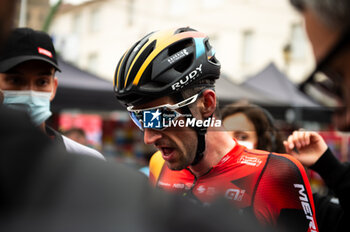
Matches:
[127,92,202,131]
[299,27,350,108]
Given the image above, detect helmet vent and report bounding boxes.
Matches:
[175,27,196,34]
[205,40,219,65]
[168,39,193,72]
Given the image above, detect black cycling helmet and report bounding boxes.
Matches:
[114,27,220,166]
[114,27,220,106]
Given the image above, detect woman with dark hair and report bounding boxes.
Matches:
[221,101,285,153]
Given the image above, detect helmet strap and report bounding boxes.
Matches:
[173,92,211,166]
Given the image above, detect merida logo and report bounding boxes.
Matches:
[294,184,317,232]
[171,64,202,90]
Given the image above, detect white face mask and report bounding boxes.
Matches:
[237,140,254,149]
[3,90,52,126]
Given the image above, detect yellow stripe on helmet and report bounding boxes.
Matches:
[132,30,206,86]
[115,50,128,88]
[124,29,175,87]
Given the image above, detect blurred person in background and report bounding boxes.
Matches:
[0,27,103,159]
[288,1,350,230]
[290,0,350,132]
[221,102,348,231]
[114,27,318,231]
[221,101,286,153]
[63,127,88,146]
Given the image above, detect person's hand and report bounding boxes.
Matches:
[283,130,328,167]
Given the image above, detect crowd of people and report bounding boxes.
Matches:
[1,0,349,231]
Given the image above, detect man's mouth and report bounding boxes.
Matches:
[158,146,176,161]
[161,147,175,156]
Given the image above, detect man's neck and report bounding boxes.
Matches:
[189,128,235,177]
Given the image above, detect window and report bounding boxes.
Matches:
[73,13,82,34]
[290,24,306,59]
[90,8,100,33]
[127,0,135,26]
[242,30,254,65]
[87,53,98,74]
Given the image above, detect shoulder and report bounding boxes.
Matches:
[268,152,306,172]
[149,151,165,184]
[241,149,307,178]
[61,135,105,160]
[258,152,309,184]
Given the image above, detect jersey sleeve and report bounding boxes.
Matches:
[253,153,319,232]
[149,151,165,186]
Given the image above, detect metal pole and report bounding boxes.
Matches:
[19,0,28,27]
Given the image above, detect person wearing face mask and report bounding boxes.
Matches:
[0,28,104,160]
[221,101,286,153]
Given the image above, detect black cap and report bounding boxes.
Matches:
[0,27,61,72]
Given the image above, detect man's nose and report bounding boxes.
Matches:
[144,128,162,144]
[22,81,35,91]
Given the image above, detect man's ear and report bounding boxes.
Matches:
[50,77,58,101]
[200,89,216,118]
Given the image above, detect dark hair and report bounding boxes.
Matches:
[221,101,285,153]
[179,78,221,117]
[290,0,350,28]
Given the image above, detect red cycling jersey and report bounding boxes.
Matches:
[149,142,319,232]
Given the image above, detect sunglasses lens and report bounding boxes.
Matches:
[129,111,144,131]
[162,108,180,121]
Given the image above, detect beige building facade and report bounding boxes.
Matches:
[50,0,315,83]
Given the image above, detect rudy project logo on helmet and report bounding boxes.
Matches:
[171,64,202,91]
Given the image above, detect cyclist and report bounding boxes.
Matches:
[113,27,318,231]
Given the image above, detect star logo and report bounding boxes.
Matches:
[151,109,162,121]
[143,109,162,129]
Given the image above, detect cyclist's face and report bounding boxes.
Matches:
[223,112,257,149]
[0,60,57,100]
[303,8,350,131]
[141,96,198,170]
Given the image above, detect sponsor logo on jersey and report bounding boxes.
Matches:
[294,184,317,232]
[225,188,245,201]
[158,181,171,187]
[238,155,262,167]
[172,183,185,189]
[196,185,206,194]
